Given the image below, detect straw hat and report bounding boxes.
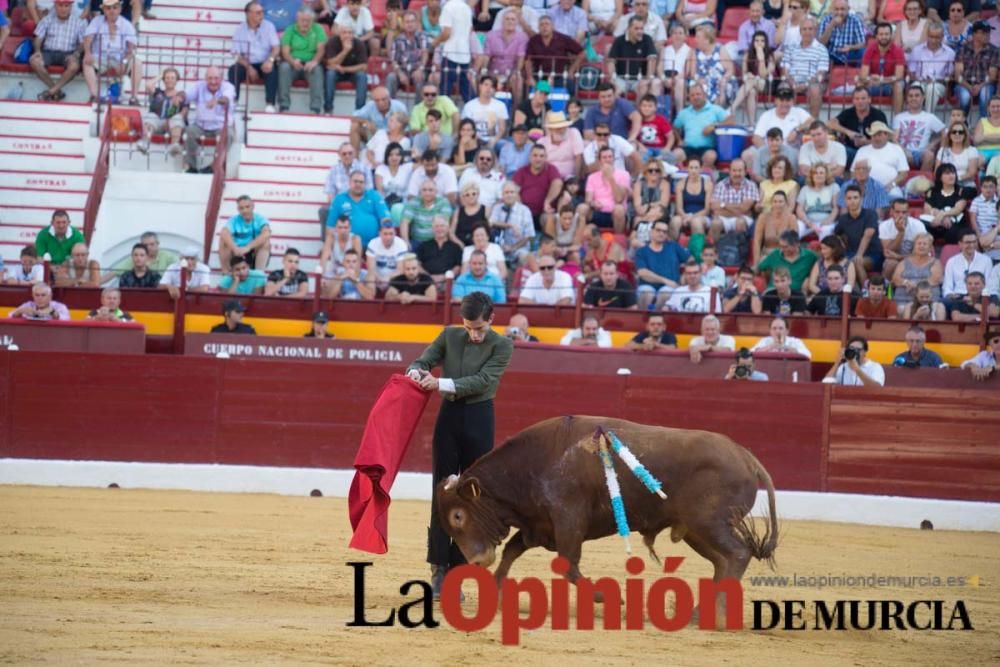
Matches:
[866,121,894,137]
[545,111,572,129]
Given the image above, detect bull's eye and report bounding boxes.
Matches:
[451,509,464,526]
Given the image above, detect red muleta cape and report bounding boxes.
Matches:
[348,374,431,553]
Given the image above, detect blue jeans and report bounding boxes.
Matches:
[441,58,472,102]
[955,83,996,119]
[325,69,367,112]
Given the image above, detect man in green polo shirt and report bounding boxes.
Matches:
[35,209,85,266]
[277,7,326,113]
[409,82,460,136]
[406,292,513,600]
[756,229,817,291]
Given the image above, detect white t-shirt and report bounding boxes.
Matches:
[854,143,909,187]
[366,131,411,168]
[583,135,636,170]
[662,43,691,75]
[822,359,886,386]
[782,23,802,50]
[406,164,459,199]
[492,5,541,33]
[988,262,1000,297]
[461,97,509,142]
[798,140,847,170]
[936,145,980,178]
[375,162,414,202]
[366,236,410,282]
[159,261,211,289]
[522,269,576,305]
[440,0,473,65]
[892,111,946,153]
[688,334,736,350]
[878,216,926,256]
[334,7,375,37]
[461,243,507,276]
[753,106,812,141]
[613,13,667,43]
[664,285,721,313]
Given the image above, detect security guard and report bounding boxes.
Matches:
[406,292,513,598]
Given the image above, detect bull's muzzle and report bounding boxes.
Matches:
[466,548,497,569]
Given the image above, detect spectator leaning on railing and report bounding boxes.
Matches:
[35,209,84,266]
[893,325,945,368]
[823,336,886,386]
[118,243,161,288]
[86,287,133,322]
[8,246,44,286]
[8,283,70,321]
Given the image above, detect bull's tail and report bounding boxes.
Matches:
[734,449,779,571]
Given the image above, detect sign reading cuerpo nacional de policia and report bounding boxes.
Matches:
[185,334,425,364]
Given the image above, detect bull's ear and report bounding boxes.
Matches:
[458,477,482,501]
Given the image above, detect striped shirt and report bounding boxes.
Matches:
[970,194,1000,260]
[35,13,88,53]
[84,15,137,62]
[785,40,830,84]
[818,12,866,64]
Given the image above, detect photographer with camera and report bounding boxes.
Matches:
[725,347,769,381]
[822,335,885,386]
[504,313,540,342]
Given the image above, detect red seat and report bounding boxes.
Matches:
[719,8,748,43]
[938,244,961,266]
[107,107,143,143]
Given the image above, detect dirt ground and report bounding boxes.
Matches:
[1,486,998,666]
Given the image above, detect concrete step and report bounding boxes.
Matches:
[141,19,236,38]
[0,118,92,140]
[239,145,340,169]
[237,163,328,184]
[0,135,85,157]
[0,99,95,123]
[0,152,86,172]
[146,6,245,23]
[222,179,327,203]
[219,198,325,224]
[0,170,94,192]
[1,204,85,227]
[0,188,89,210]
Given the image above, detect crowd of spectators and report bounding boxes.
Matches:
[6,0,1000,379]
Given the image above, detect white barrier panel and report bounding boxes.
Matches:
[2,459,998,532]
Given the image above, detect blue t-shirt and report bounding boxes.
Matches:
[452,272,507,304]
[498,142,532,177]
[352,99,408,130]
[0,12,8,28]
[673,104,728,150]
[328,190,390,248]
[635,241,690,286]
[338,268,369,299]
[892,348,943,368]
[217,269,268,294]
[583,98,636,139]
[227,213,270,247]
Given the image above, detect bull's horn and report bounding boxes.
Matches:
[443,474,460,490]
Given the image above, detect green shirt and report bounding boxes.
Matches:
[410,96,460,136]
[281,23,326,63]
[218,269,268,295]
[407,327,513,403]
[35,225,85,266]
[757,247,818,292]
[402,196,452,244]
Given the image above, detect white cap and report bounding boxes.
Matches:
[181,245,200,259]
[445,270,455,280]
[616,368,632,375]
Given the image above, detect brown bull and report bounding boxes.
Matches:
[436,415,778,591]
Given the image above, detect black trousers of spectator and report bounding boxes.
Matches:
[228,62,278,105]
[427,399,494,568]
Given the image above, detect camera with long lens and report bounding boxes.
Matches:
[506,327,522,340]
[734,365,752,378]
[844,347,858,361]
[733,347,753,379]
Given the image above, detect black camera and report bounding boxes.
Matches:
[844,348,858,361]
[734,365,752,378]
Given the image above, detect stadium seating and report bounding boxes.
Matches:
[0,100,94,265]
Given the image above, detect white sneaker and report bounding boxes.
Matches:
[264,104,276,113]
[137,138,150,155]
[167,142,182,156]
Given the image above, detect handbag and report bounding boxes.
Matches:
[13,39,33,64]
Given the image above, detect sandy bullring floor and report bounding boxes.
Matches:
[0,486,998,665]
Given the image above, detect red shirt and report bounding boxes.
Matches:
[639,114,673,149]
[512,162,562,217]
[862,42,905,78]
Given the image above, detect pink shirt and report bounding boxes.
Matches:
[483,30,528,76]
[538,128,584,179]
[585,169,630,212]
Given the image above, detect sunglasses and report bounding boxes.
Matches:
[595,132,610,137]
[478,156,493,161]
[647,168,661,173]
[951,130,966,134]
[539,265,556,271]
[422,92,436,97]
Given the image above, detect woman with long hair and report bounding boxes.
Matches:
[806,234,857,295]
[450,119,482,175]
[631,158,672,250]
[758,155,799,213]
[936,121,980,187]
[669,156,713,259]
[678,0,717,31]
[796,163,840,239]
[730,30,776,123]
[923,162,972,244]
[891,232,943,316]
[374,142,414,209]
[753,190,798,265]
